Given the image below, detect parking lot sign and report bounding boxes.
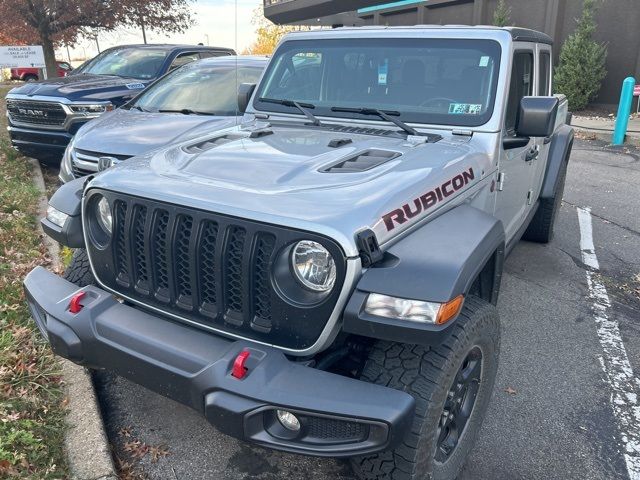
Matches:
[0,46,46,68]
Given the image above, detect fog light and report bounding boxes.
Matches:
[276,410,301,431]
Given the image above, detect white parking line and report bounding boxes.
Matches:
[577,206,640,480]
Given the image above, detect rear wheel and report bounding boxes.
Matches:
[63,248,95,287]
[23,74,38,82]
[350,296,500,480]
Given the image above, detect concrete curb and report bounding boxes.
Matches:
[29,159,118,480]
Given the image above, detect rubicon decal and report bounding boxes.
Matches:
[382,168,475,231]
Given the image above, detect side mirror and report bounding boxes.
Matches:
[516,96,559,138]
[238,83,256,114]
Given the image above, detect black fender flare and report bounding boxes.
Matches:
[343,205,505,345]
[540,125,574,199]
[41,177,86,248]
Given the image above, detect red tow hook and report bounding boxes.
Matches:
[231,350,251,379]
[68,291,86,314]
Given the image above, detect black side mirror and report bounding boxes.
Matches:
[516,96,559,138]
[238,83,256,114]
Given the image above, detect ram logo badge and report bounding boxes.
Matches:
[382,168,475,231]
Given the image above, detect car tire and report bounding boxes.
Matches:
[23,74,38,82]
[522,158,568,244]
[63,248,96,287]
[350,296,500,480]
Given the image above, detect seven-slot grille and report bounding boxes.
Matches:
[85,190,346,350]
[6,99,67,127]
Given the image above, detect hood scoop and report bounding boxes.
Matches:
[321,149,400,173]
[183,133,245,154]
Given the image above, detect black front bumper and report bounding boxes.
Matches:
[7,124,76,162]
[24,267,415,457]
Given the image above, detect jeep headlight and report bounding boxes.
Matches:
[291,241,336,292]
[95,196,112,235]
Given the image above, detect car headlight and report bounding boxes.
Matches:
[291,240,336,292]
[365,293,464,325]
[95,196,112,235]
[69,103,114,115]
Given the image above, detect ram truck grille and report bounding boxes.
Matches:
[6,99,67,127]
[84,190,346,350]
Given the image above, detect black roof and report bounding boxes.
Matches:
[505,27,553,45]
[103,44,235,52]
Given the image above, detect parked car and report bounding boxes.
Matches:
[59,55,268,183]
[10,61,73,81]
[27,26,572,480]
[5,44,235,163]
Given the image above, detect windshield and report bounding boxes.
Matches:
[254,38,502,127]
[132,61,264,116]
[75,47,169,80]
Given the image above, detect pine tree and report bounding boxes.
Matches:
[492,0,512,27]
[554,0,607,110]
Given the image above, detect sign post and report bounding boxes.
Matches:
[0,45,46,73]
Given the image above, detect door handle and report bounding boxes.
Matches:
[525,146,539,162]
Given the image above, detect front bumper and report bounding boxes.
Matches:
[8,124,72,161]
[24,267,415,457]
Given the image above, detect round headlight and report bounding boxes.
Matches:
[95,196,112,235]
[291,241,336,292]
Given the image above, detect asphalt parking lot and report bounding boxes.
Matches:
[88,138,640,480]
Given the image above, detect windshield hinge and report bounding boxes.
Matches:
[452,129,473,137]
[356,229,384,268]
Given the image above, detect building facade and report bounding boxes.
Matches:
[264,0,640,106]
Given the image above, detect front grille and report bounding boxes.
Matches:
[71,149,132,178]
[7,99,67,127]
[85,190,346,350]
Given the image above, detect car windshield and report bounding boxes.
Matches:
[254,38,502,127]
[132,61,264,116]
[75,47,169,80]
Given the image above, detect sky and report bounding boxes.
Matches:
[59,0,262,62]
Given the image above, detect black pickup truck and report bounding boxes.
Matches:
[6,44,235,164]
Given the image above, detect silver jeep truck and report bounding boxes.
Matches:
[25,26,572,480]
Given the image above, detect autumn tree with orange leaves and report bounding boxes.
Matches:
[0,0,195,78]
[243,8,311,55]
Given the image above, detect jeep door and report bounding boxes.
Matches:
[494,48,537,241]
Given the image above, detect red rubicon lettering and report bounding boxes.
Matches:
[381,167,475,231]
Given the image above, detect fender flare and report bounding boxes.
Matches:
[41,177,86,248]
[343,205,505,345]
[541,125,574,199]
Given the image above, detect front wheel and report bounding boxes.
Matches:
[351,296,500,480]
[63,248,96,287]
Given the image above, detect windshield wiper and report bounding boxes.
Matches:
[330,106,421,137]
[157,108,213,115]
[259,97,321,126]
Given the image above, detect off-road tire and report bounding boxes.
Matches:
[63,248,95,287]
[351,296,500,480]
[522,159,568,244]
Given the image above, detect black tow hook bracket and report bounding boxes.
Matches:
[356,229,384,268]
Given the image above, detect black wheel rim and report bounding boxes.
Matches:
[435,346,483,463]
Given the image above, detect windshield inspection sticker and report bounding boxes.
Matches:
[449,103,482,115]
[378,59,388,86]
[479,56,490,67]
[126,83,145,90]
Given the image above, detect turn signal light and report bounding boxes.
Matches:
[436,295,465,325]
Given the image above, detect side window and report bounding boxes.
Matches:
[538,51,551,96]
[505,51,533,134]
[169,52,200,71]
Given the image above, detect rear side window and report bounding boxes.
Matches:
[505,51,533,134]
[538,51,551,96]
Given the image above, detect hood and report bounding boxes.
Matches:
[89,123,495,256]
[73,108,239,157]
[8,73,147,103]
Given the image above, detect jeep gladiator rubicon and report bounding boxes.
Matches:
[25,27,572,480]
[6,44,234,164]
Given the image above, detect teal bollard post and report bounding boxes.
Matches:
[612,77,636,145]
